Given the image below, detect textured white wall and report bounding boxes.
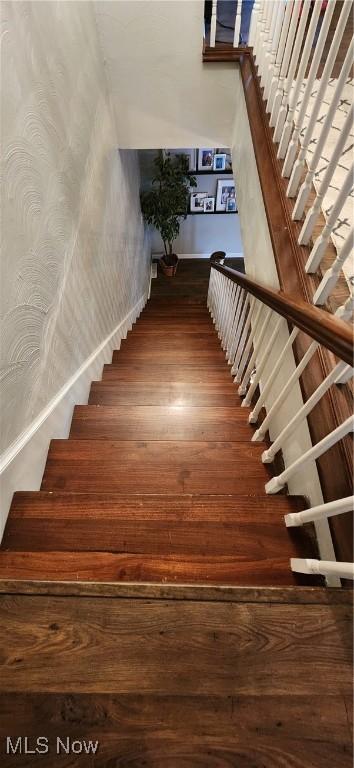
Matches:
[1,2,150,525]
[94,0,238,149]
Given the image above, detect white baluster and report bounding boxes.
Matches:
[336,357,354,384]
[252,0,265,60]
[273,0,311,142]
[263,1,286,99]
[293,41,354,220]
[270,0,300,128]
[233,0,243,47]
[267,0,295,114]
[282,0,336,179]
[265,415,354,494]
[287,0,353,197]
[228,289,247,364]
[305,163,354,273]
[291,558,354,580]
[242,315,283,407]
[335,294,354,321]
[259,1,276,85]
[261,2,278,88]
[312,231,354,306]
[278,1,322,160]
[285,496,354,527]
[252,336,317,440]
[298,106,354,244]
[238,308,272,395]
[249,0,261,49]
[249,327,299,425]
[231,302,263,384]
[262,360,349,463]
[231,296,256,374]
[257,1,273,79]
[210,0,217,47]
[225,284,240,352]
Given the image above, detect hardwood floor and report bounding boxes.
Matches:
[0,589,352,767]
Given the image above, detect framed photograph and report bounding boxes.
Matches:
[190,192,208,212]
[198,148,214,171]
[213,153,226,172]
[203,197,215,213]
[215,148,232,171]
[164,149,196,172]
[226,197,236,212]
[216,179,236,212]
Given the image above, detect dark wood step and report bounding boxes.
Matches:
[0,550,318,585]
[3,492,310,557]
[102,364,233,383]
[113,347,226,365]
[41,440,272,494]
[132,320,216,332]
[70,405,254,441]
[89,381,239,406]
[121,333,221,349]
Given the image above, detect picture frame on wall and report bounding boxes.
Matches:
[215,148,232,171]
[190,192,208,212]
[213,153,226,171]
[216,179,236,212]
[203,197,215,212]
[164,149,197,172]
[198,148,214,171]
[226,197,236,212]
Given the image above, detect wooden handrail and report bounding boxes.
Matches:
[211,263,353,365]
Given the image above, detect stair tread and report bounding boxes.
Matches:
[70,405,257,441]
[102,364,234,382]
[89,381,240,406]
[41,439,272,494]
[113,349,227,364]
[0,550,320,586]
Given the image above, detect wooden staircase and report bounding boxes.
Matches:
[0,297,319,586]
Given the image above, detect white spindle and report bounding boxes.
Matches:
[253,0,266,60]
[287,0,353,197]
[227,289,245,362]
[298,106,354,244]
[238,308,272,395]
[273,0,311,142]
[261,360,350,463]
[293,42,354,220]
[249,327,299,426]
[263,1,286,99]
[233,299,261,379]
[336,358,354,384]
[305,164,354,274]
[291,557,354,580]
[270,0,300,128]
[335,294,354,321]
[249,0,261,49]
[278,0,322,160]
[257,1,273,77]
[242,316,283,407]
[226,285,240,353]
[210,0,217,47]
[267,0,295,114]
[229,291,249,365]
[312,231,354,306]
[282,0,336,179]
[259,1,276,84]
[265,416,354,494]
[231,296,255,374]
[285,496,354,527]
[252,337,317,441]
[261,2,278,90]
[233,0,243,47]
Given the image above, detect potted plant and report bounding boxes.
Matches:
[140,150,197,276]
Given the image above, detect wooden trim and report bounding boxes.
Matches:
[212,263,353,365]
[204,45,353,561]
[0,579,351,604]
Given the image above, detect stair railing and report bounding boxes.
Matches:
[207,262,354,583]
[248,0,354,313]
[207,0,247,47]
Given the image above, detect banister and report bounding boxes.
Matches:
[211,263,353,366]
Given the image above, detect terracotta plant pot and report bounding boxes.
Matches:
[160,254,179,277]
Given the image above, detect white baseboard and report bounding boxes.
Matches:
[0,293,147,539]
